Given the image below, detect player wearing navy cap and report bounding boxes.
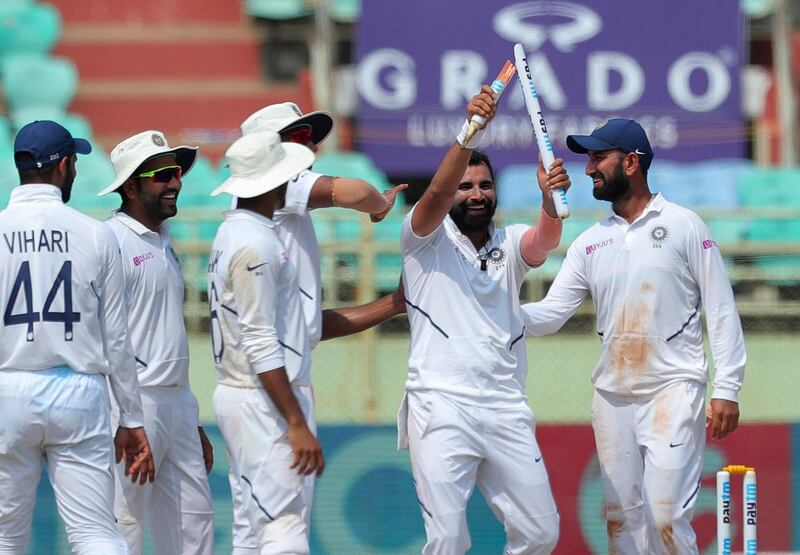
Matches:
[0,121,154,554]
[523,118,746,553]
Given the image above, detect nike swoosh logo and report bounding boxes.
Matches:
[247,262,268,272]
[634,149,647,155]
[535,456,542,463]
[669,441,686,448]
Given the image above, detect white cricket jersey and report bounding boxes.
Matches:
[274,170,323,349]
[207,209,311,389]
[401,206,535,408]
[0,185,143,427]
[522,194,746,401]
[104,211,190,387]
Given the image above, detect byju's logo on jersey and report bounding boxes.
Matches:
[586,238,614,255]
[493,1,602,52]
[133,251,154,266]
[650,225,670,248]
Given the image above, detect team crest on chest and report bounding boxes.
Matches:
[487,246,506,266]
[649,225,670,248]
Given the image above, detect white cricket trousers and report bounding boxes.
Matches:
[112,384,214,555]
[592,379,706,554]
[403,391,560,555]
[0,367,127,554]
[214,383,316,555]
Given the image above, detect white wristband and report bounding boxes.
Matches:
[456,119,486,149]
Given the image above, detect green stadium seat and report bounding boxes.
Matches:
[313,151,392,191]
[708,217,749,246]
[533,254,564,280]
[2,54,78,111]
[738,168,800,207]
[330,0,361,22]
[70,149,119,214]
[11,108,93,141]
[0,2,61,58]
[244,0,311,20]
[0,154,18,207]
[180,155,225,208]
[375,253,402,291]
[561,217,595,244]
[746,219,800,284]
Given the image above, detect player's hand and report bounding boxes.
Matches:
[537,156,571,218]
[371,183,408,223]
[466,85,497,128]
[115,426,156,485]
[198,426,214,474]
[287,423,324,476]
[707,399,740,440]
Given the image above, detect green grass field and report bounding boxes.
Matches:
[188,332,799,425]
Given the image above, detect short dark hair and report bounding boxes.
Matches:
[468,149,494,182]
[15,152,60,184]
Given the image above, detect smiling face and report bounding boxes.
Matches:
[449,162,497,233]
[131,153,182,223]
[586,149,632,202]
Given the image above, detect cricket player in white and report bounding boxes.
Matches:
[209,131,323,554]
[522,119,746,554]
[228,103,407,549]
[239,102,406,348]
[400,87,570,554]
[0,120,155,554]
[97,131,215,554]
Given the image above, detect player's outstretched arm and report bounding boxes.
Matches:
[522,242,589,336]
[114,426,156,485]
[320,284,406,340]
[519,158,569,267]
[258,368,324,476]
[411,85,496,237]
[307,174,389,214]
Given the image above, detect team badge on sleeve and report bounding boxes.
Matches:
[649,225,670,248]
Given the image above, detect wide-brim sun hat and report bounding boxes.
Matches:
[241,102,333,146]
[97,130,198,196]
[212,130,315,198]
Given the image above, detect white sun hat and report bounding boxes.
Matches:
[97,130,198,196]
[241,102,333,145]
[211,131,315,198]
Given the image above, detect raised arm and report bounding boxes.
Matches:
[411,85,496,237]
[519,158,570,266]
[307,175,389,214]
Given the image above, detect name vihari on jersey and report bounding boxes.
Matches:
[3,229,70,254]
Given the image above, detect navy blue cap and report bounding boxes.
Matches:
[14,120,92,170]
[566,118,653,170]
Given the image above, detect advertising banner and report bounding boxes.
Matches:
[355,0,746,174]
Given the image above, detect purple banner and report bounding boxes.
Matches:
[354,1,745,175]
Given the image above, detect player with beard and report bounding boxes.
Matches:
[98,131,215,554]
[521,118,746,553]
[0,121,154,553]
[399,85,571,554]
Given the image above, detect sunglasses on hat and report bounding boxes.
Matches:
[137,164,182,183]
[280,126,313,145]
